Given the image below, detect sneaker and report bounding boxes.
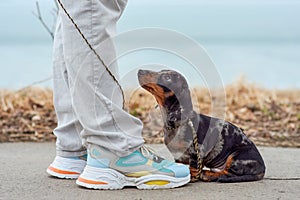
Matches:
[47,155,87,179]
[76,145,190,190]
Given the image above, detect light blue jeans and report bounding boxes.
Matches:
[52,0,144,157]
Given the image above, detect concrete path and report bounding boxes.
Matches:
[0,143,299,200]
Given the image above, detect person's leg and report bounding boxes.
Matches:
[59,0,144,156]
[52,16,86,157]
[47,15,86,179]
[56,0,190,189]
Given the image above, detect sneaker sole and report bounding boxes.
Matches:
[76,165,190,190]
[46,156,86,179]
[47,166,81,179]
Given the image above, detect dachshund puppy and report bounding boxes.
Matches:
[138,69,265,182]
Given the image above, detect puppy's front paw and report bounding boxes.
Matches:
[189,167,200,182]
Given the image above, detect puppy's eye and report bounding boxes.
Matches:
[164,74,171,81]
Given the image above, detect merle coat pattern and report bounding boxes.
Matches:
[138,69,265,182]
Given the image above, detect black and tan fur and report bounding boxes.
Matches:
[138,69,265,182]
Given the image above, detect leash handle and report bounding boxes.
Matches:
[188,119,203,182]
[56,0,126,109]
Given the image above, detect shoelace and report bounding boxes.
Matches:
[140,145,165,163]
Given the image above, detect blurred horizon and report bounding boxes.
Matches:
[0,0,300,89]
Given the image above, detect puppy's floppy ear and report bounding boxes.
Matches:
[178,85,193,111]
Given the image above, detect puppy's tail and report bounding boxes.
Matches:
[217,173,265,183]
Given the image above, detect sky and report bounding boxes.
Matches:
[0,0,299,89]
[1,0,300,42]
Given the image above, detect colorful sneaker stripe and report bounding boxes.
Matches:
[144,180,170,186]
[47,166,80,175]
[125,171,152,177]
[77,177,108,185]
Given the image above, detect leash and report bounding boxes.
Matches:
[56,0,203,181]
[188,118,203,182]
[56,0,126,109]
[165,113,203,182]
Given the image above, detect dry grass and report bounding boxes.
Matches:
[0,87,56,142]
[1,80,300,147]
[127,78,300,147]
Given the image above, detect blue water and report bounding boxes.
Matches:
[0,0,300,89]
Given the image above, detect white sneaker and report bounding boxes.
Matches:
[76,145,190,189]
[47,155,87,179]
